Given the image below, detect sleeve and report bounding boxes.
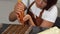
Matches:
[22,0,28,6]
[42,6,58,23]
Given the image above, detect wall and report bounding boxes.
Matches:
[0,0,19,24]
[56,0,60,17]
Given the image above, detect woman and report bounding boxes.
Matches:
[9,0,58,34]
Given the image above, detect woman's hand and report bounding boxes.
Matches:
[23,14,36,26]
[14,2,25,12]
[23,14,31,22]
[14,2,26,25]
[16,10,25,25]
[9,2,25,22]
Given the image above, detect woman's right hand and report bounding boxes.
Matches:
[16,11,24,24]
[14,2,25,25]
[9,1,26,22]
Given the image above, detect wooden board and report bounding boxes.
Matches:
[2,24,32,34]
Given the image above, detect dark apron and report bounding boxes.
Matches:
[27,1,48,34]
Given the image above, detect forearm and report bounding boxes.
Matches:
[40,20,54,28]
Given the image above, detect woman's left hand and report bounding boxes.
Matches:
[23,14,31,22]
[23,14,36,26]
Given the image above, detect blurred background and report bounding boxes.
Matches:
[56,0,60,17]
[0,0,19,24]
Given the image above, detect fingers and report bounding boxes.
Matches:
[23,15,30,22]
[13,1,25,24]
[16,12,23,23]
[14,6,24,12]
[16,12,21,21]
[14,2,25,12]
[23,16,28,22]
[16,11,25,24]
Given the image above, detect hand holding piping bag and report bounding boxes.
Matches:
[15,0,25,25]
